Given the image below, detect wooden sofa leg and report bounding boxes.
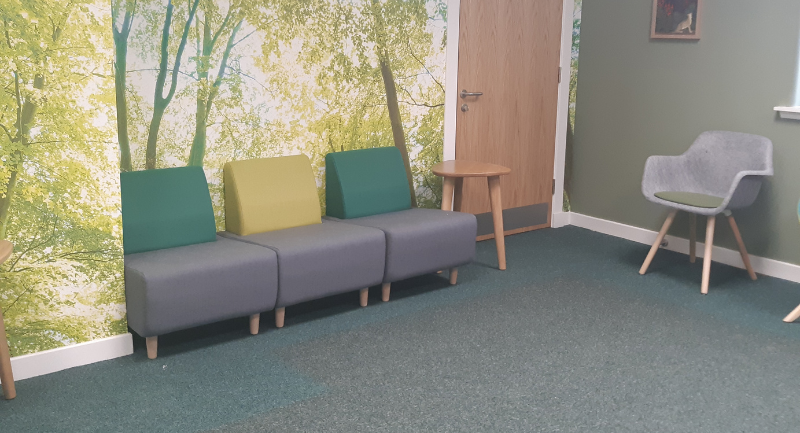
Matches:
[701,215,716,295]
[146,337,158,360]
[249,314,260,335]
[359,288,369,307]
[449,268,458,285]
[639,209,678,275]
[382,283,391,302]
[275,308,285,328]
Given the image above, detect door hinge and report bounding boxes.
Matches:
[552,179,556,195]
[558,67,562,83]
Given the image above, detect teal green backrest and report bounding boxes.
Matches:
[120,167,217,255]
[325,147,412,219]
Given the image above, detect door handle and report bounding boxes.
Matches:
[460,89,483,99]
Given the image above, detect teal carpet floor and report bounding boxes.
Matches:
[3,226,800,432]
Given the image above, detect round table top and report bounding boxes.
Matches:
[432,160,511,177]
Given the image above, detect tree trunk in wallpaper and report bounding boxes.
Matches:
[1,0,127,356]
[368,0,416,206]
[112,1,135,173]
[0,73,43,240]
[379,56,418,207]
[145,0,200,170]
[188,13,244,168]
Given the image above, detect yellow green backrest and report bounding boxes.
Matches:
[224,155,321,236]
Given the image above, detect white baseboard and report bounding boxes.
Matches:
[0,333,133,383]
[551,211,571,229]
[567,212,800,284]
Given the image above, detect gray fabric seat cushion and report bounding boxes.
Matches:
[220,219,385,308]
[654,191,724,209]
[339,208,477,283]
[124,236,279,337]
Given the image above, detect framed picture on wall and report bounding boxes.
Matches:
[651,0,702,40]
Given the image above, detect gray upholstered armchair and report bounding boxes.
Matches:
[639,131,773,294]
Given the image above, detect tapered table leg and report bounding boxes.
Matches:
[488,176,506,270]
[441,177,455,211]
[452,178,464,212]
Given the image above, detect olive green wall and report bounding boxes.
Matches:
[571,0,800,265]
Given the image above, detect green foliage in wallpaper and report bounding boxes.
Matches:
[0,0,127,356]
[116,0,448,227]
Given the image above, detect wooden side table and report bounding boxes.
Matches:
[0,240,15,400]
[432,160,512,270]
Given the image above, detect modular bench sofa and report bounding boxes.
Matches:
[120,149,477,358]
[325,147,478,302]
[120,167,278,359]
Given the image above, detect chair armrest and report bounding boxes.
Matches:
[723,173,769,209]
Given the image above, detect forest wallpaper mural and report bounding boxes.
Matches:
[0,0,447,357]
[0,1,126,357]
[117,0,448,227]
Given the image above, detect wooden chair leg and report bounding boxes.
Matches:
[146,336,158,360]
[382,283,391,302]
[701,215,716,295]
[639,210,678,275]
[359,288,369,307]
[784,304,800,323]
[689,213,697,263]
[275,308,285,328]
[726,213,757,281]
[449,268,458,285]
[249,314,260,335]
[0,308,16,400]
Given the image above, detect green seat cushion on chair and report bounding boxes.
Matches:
[120,167,217,255]
[325,147,412,219]
[654,191,725,209]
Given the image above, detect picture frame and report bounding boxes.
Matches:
[651,0,702,40]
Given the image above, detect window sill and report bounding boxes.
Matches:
[774,106,800,120]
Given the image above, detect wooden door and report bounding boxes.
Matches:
[456,0,563,238]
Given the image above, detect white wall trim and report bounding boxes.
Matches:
[442,0,461,161]
[551,211,571,228]
[567,212,800,285]
[0,333,133,383]
[552,0,575,220]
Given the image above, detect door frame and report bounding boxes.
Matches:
[442,0,575,227]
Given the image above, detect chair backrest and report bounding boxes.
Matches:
[224,154,321,236]
[325,147,412,219]
[120,167,217,255]
[683,131,773,196]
